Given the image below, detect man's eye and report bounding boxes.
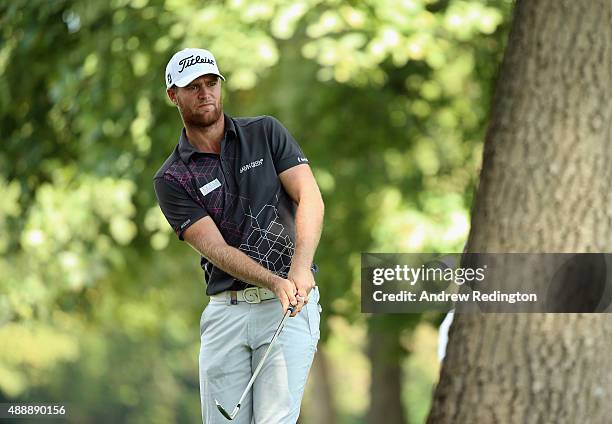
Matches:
[208,81,217,87]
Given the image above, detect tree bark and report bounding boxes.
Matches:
[427,0,612,423]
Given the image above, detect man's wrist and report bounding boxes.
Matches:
[264,274,286,290]
[289,260,313,274]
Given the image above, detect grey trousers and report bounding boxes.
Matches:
[199,287,321,424]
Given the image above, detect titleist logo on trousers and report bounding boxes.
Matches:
[240,158,264,174]
[178,55,215,73]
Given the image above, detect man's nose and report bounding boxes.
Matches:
[198,85,213,97]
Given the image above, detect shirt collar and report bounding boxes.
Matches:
[178,113,237,163]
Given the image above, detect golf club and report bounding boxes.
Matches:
[215,304,296,421]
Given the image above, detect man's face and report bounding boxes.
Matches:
[167,74,223,127]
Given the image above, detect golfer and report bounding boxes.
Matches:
[154,48,324,423]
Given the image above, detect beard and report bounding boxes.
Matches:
[181,99,223,128]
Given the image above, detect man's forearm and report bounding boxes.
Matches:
[187,232,284,290]
[290,190,324,272]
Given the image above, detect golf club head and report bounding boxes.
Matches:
[215,399,240,421]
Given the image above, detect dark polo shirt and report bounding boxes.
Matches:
[154,114,310,295]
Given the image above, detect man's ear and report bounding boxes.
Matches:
[167,87,178,105]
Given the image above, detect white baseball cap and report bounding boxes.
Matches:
[165,48,225,89]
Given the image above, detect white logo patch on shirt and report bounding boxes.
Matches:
[240,158,264,174]
[200,178,221,196]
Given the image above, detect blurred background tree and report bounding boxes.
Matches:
[1,0,512,422]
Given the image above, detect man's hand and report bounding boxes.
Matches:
[288,267,316,316]
[270,277,299,316]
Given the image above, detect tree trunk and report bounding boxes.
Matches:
[427,0,612,423]
[367,320,407,424]
[301,347,338,424]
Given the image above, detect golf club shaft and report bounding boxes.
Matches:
[234,306,294,408]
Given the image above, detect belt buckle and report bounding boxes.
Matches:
[243,287,261,304]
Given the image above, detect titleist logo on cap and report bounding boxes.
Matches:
[178,55,215,73]
[165,48,225,88]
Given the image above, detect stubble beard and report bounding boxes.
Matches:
[182,99,223,129]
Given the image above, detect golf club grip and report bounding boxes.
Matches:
[288,305,296,314]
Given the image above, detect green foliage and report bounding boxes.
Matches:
[0,0,511,421]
